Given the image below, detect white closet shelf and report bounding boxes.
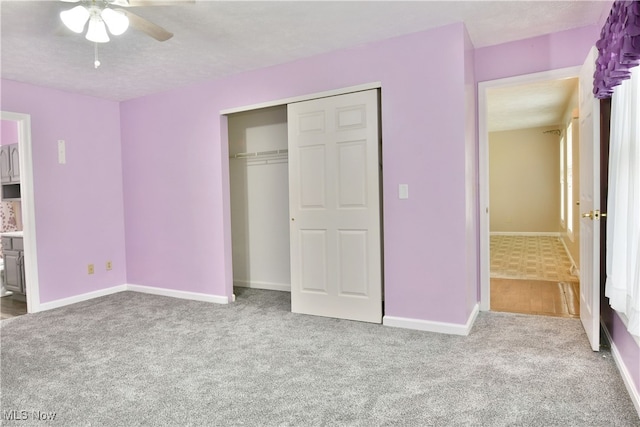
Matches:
[229,148,288,159]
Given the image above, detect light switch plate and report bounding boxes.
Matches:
[57,140,66,164]
[399,184,409,199]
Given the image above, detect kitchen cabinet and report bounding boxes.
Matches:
[0,144,20,184]
[0,146,11,183]
[2,236,25,295]
[0,144,21,199]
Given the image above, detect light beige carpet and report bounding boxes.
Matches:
[490,235,578,283]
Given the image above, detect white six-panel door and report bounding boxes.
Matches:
[287,90,382,323]
[579,47,601,351]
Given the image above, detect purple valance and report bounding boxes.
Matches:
[594,0,640,98]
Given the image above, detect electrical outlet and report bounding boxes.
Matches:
[106,261,112,271]
[88,264,95,275]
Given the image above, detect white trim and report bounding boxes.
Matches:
[1,111,40,314]
[220,82,382,115]
[383,304,479,336]
[126,284,229,304]
[479,66,581,312]
[38,285,127,312]
[489,232,561,237]
[234,280,291,292]
[36,284,228,312]
[560,236,581,278]
[602,321,640,417]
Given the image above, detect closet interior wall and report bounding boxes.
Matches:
[228,106,291,292]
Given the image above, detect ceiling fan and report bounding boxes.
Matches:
[59,0,193,44]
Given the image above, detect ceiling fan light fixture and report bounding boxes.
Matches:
[60,5,90,34]
[86,16,110,43]
[101,8,129,36]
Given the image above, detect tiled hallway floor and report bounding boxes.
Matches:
[490,235,578,283]
[490,235,580,318]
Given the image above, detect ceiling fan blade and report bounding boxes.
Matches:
[119,9,173,41]
[114,0,195,7]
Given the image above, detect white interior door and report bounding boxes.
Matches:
[578,47,601,351]
[287,90,382,323]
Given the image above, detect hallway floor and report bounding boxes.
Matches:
[490,235,577,283]
[490,235,580,318]
[0,294,27,320]
[491,278,580,318]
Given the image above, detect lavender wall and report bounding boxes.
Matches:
[121,23,475,325]
[1,119,19,145]
[475,25,601,82]
[0,80,127,303]
[603,305,640,394]
[476,24,639,396]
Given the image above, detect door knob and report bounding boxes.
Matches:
[582,210,606,220]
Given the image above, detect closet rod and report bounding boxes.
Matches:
[229,148,288,159]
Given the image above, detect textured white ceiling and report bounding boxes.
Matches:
[488,77,579,132]
[0,1,609,103]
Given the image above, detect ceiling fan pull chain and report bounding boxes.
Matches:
[94,42,101,69]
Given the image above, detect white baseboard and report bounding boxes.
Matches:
[126,284,229,304]
[37,285,127,312]
[383,304,480,336]
[36,283,228,313]
[602,321,640,418]
[490,232,561,237]
[560,236,580,278]
[234,280,291,292]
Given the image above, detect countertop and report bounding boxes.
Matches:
[0,231,24,238]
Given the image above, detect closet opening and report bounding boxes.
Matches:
[227,105,291,294]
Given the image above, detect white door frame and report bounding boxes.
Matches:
[478,67,580,311]
[1,111,40,313]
